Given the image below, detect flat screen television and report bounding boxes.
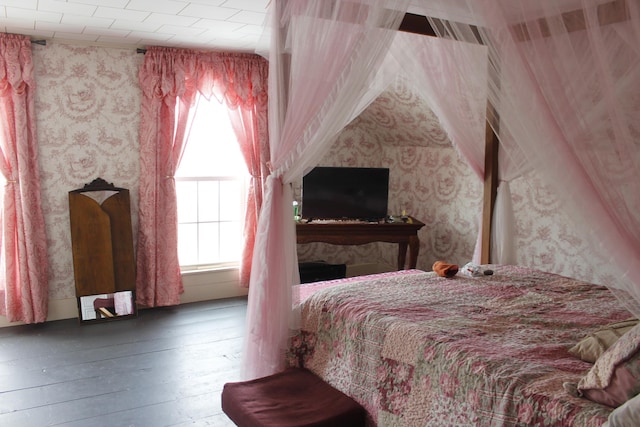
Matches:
[301,166,389,221]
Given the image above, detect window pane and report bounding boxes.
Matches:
[198,181,219,222]
[178,223,198,266]
[198,222,220,265]
[219,221,242,262]
[220,181,242,221]
[176,97,247,179]
[176,181,198,224]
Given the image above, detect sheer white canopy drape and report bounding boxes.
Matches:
[425,0,640,315]
[388,34,487,179]
[243,0,411,380]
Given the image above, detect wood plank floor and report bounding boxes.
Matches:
[0,297,247,427]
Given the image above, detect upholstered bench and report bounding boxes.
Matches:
[221,367,366,426]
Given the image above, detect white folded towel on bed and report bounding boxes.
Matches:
[461,262,483,277]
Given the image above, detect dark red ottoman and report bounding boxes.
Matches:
[221,368,366,427]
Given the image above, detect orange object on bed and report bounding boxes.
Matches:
[432,260,459,277]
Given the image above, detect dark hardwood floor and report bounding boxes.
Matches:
[0,297,247,426]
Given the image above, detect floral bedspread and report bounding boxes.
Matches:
[287,265,631,426]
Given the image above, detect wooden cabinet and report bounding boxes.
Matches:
[69,178,136,322]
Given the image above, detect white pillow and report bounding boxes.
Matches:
[604,393,640,427]
[569,319,638,363]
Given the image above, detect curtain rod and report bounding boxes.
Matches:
[29,39,145,53]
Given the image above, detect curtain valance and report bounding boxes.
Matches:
[139,47,268,109]
[0,34,34,95]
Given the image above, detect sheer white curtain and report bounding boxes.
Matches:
[388,34,488,179]
[427,0,640,315]
[243,0,410,380]
[490,130,531,265]
[384,32,489,263]
[388,23,533,267]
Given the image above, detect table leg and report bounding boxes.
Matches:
[397,242,408,270]
[408,236,419,269]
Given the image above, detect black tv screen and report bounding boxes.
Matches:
[301,166,389,220]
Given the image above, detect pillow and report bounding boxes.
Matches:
[577,321,640,408]
[604,393,640,426]
[569,319,639,363]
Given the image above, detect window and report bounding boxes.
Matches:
[176,95,249,271]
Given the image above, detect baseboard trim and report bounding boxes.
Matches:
[1,265,393,328]
[0,268,248,328]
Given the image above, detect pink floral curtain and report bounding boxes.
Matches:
[137,47,268,306]
[0,33,49,323]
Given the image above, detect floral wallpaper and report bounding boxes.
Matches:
[33,42,142,300]
[29,42,613,307]
[511,173,618,287]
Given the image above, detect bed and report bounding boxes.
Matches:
[287,265,636,426]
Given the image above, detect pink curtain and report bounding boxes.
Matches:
[137,47,268,306]
[0,34,48,323]
[242,0,410,380]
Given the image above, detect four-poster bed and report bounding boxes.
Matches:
[240,0,640,425]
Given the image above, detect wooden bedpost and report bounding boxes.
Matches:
[481,105,499,264]
[398,13,437,36]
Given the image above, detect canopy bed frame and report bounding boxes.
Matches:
[241,1,640,425]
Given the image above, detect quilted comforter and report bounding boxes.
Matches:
[287,265,631,426]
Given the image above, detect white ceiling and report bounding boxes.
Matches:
[0,1,608,53]
[0,0,473,54]
[0,0,271,53]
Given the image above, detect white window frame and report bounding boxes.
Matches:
[176,175,248,272]
[175,94,249,272]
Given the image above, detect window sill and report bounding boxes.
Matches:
[180,263,239,276]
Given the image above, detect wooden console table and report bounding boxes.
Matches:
[296,217,425,270]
